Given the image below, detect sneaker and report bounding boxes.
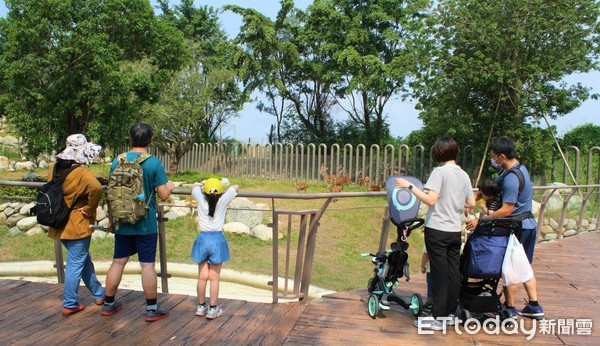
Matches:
[196,304,208,317]
[500,302,517,318]
[101,301,123,316]
[517,303,544,319]
[206,306,223,320]
[95,296,106,305]
[413,318,444,331]
[379,300,390,311]
[146,307,170,322]
[445,314,456,326]
[62,303,84,316]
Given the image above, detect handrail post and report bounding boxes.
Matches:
[53,238,65,283]
[157,203,169,293]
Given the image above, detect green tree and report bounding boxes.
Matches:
[149,1,247,173]
[308,0,431,146]
[0,0,187,158]
[560,123,600,184]
[562,123,600,153]
[413,0,600,176]
[228,1,338,144]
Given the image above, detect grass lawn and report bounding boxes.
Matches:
[0,163,426,292]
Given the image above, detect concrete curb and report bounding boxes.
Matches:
[0,261,336,301]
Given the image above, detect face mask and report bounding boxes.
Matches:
[490,157,502,169]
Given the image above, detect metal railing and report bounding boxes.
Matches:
[1,180,599,303]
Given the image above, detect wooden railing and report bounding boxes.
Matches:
[0,181,599,303]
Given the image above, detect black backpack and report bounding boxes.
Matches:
[34,165,80,229]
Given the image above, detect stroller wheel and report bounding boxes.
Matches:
[499,309,513,320]
[368,294,380,319]
[409,293,423,316]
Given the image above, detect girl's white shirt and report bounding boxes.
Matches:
[191,186,237,232]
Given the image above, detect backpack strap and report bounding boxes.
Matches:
[117,152,151,164]
[507,163,525,194]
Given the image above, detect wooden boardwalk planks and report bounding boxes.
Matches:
[0,231,598,345]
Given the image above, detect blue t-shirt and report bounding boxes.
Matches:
[495,163,536,230]
[110,152,168,235]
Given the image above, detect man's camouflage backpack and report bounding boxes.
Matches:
[107,153,152,229]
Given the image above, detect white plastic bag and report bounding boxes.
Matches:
[502,234,534,286]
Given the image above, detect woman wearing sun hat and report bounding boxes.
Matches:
[47,134,105,316]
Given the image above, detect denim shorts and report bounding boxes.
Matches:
[190,231,230,264]
[114,233,158,263]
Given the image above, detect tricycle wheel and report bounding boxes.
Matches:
[410,293,423,316]
[368,294,379,319]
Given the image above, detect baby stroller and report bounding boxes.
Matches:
[459,217,522,323]
[363,176,425,319]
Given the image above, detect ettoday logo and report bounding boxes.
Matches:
[415,316,537,340]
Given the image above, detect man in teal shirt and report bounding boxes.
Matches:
[102,122,175,322]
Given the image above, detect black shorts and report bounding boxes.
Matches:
[113,233,158,263]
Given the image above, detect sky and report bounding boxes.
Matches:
[0,0,598,143]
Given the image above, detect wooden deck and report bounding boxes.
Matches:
[1,230,599,345]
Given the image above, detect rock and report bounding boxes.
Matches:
[0,213,6,224]
[563,229,577,237]
[16,216,39,231]
[15,161,34,170]
[542,183,566,210]
[548,218,559,231]
[531,200,541,217]
[544,233,557,241]
[255,203,270,210]
[26,226,45,236]
[539,225,554,236]
[95,207,107,221]
[581,219,590,228]
[5,213,25,227]
[164,211,179,221]
[98,218,111,229]
[0,135,19,146]
[226,197,263,229]
[223,222,251,235]
[170,206,191,217]
[542,218,549,226]
[38,160,49,169]
[3,207,15,217]
[8,226,22,236]
[251,224,276,241]
[0,156,9,170]
[589,223,597,232]
[20,202,36,216]
[221,178,230,189]
[566,218,577,230]
[0,203,7,212]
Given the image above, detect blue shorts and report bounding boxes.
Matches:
[114,233,158,263]
[190,231,230,264]
[520,228,536,264]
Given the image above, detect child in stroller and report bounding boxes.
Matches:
[459,217,521,323]
[362,176,426,319]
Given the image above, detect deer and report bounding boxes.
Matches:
[367,184,381,192]
[294,179,308,192]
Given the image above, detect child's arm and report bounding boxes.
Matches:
[420,252,429,274]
